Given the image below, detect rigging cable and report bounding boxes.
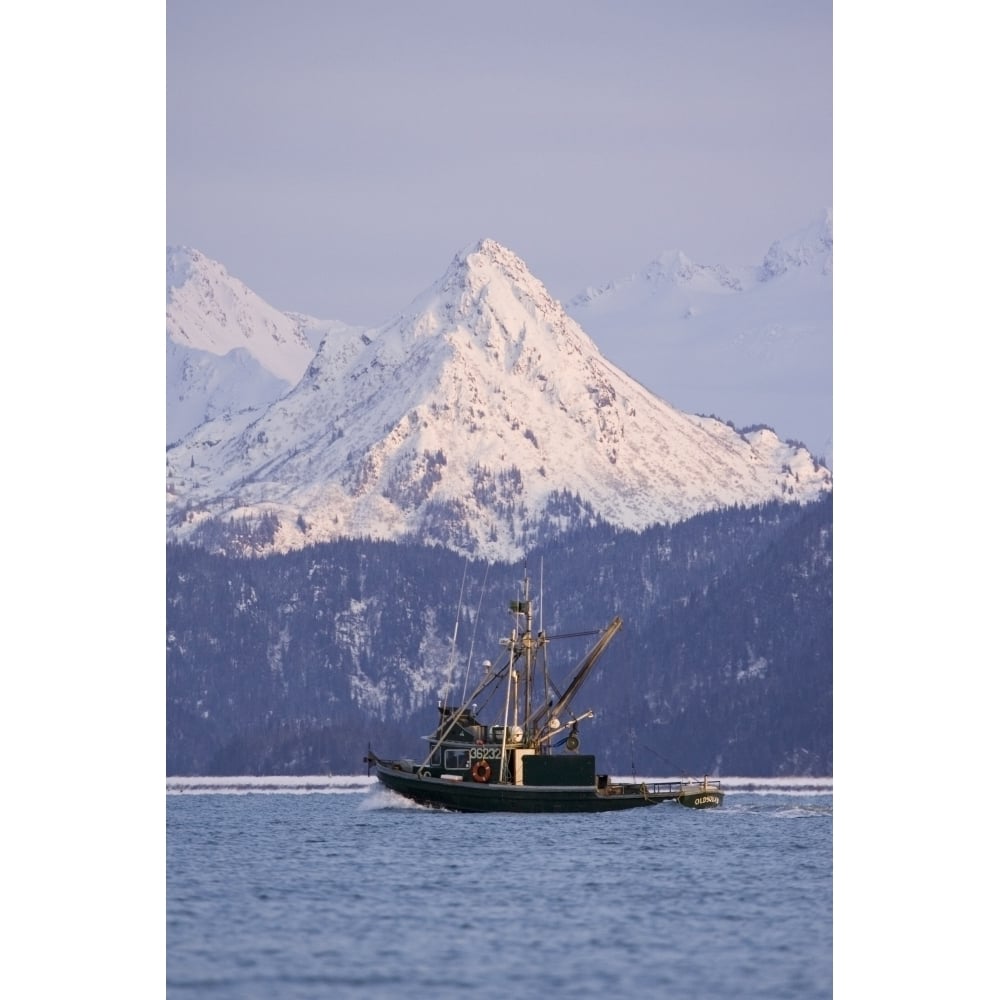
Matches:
[640,744,690,780]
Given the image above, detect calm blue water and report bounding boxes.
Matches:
[167,780,832,999]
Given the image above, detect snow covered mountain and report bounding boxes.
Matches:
[566,212,832,463]
[166,246,363,443]
[166,239,831,561]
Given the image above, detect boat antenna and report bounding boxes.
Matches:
[441,559,470,708]
[536,557,556,721]
[627,644,637,780]
[538,557,544,639]
[459,561,491,706]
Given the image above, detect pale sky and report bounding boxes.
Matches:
[167,0,832,325]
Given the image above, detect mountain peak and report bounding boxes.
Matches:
[760,211,833,280]
[565,213,832,459]
[394,237,594,366]
[645,249,696,283]
[166,244,203,294]
[438,238,544,298]
[166,240,831,560]
[458,236,521,267]
[165,247,363,444]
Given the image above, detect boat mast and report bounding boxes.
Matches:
[524,615,623,734]
[502,574,527,729]
[522,577,533,725]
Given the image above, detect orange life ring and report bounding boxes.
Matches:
[471,760,491,783]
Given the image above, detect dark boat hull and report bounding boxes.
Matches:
[371,762,712,813]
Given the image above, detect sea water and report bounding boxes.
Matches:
[166,778,832,999]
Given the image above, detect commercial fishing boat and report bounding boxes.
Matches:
[363,576,724,813]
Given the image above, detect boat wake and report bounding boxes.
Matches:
[166,775,831,797]
[166,776,377,795]
[711,777,833,796]
[358,786,434,811]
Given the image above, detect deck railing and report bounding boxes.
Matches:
[644,777,723,795]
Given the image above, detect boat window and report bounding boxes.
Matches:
[430,749,441,767]
[444,749,470,770]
